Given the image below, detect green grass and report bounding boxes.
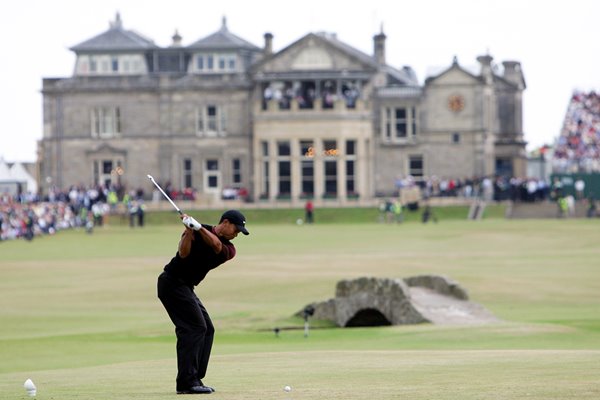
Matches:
[139,203,506,225]
[1,215,599,399]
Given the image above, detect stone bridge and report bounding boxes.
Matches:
[298,275,497,327]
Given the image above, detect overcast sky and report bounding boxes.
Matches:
[1,0,598,162]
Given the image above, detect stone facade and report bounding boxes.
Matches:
[38,14,526,206]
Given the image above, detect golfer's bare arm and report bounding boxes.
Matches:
[178,228,194,258]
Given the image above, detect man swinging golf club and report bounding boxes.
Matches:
[157,209,249,394]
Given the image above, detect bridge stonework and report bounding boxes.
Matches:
[299,275,497,327]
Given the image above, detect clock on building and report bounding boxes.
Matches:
[448,94,465,112]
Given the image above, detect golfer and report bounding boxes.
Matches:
[158,209,249,394]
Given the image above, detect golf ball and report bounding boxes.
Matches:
[284,385,292,392]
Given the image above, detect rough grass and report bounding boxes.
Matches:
[1,217,599,399]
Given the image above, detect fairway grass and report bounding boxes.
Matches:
[1,219,600,399]
[1,350,600,399]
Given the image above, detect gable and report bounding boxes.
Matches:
[427,66,481,86]
[291,47,334,70]
[256,33,377,74]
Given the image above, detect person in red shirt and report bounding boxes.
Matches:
[305,200,314,224]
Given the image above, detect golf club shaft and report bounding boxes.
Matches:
[147,175,183,215]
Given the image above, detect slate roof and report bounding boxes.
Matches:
[384,65,419,86]
[70,13,158,52]
[187,17,260,51]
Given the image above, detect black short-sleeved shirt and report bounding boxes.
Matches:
[163,224,236,286]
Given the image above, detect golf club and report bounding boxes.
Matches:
[147,174,201,230]
[147,175,182,214]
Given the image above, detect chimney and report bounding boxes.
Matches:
[171,30,182,47]
[110,12,123,29]
[220,16,228,32]
[502,61,524,89]
[373,30,386,65]
[264,32,273,55]
[477,54,494,84]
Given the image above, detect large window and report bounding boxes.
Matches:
[278,161,291,196]
[395,109,407,138]
[409,155,424,178]
[92,159,123,187]
[300,140,314,196]
[232,158,241,186]
[324,161,337,196]
[91,107,121,138]
[382,107,418,142]
[324,140,338,196]
[204,159,220,193]
[277,141,291,197]
[346,140,356,196]
[197,105,226,136]
[183,159,193,188]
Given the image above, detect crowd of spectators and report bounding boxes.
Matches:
[0,184,145,242]
[0,169,589,242]
[552,91,600,173]
[262,80,360,111]
[396,175,552,203]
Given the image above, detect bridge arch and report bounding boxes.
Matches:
[344,308,392,327]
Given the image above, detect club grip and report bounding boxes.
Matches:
[182,216,201,230]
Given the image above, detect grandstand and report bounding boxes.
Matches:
[552,91,600,173]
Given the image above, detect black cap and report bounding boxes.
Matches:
[220,209,249,235]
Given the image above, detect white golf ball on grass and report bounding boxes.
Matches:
[284,385,292,392]
[24,378,36,397]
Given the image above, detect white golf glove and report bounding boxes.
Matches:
[182,216,202,231]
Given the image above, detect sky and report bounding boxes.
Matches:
[1,0,598,162]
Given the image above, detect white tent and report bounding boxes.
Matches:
[10,162,37,193]
[0,158,37,195]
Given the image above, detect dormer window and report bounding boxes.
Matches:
[193,53,237,73]
[75,54,146,76]
[90,57,98,73]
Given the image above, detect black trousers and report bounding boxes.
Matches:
[157,272,215,389]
